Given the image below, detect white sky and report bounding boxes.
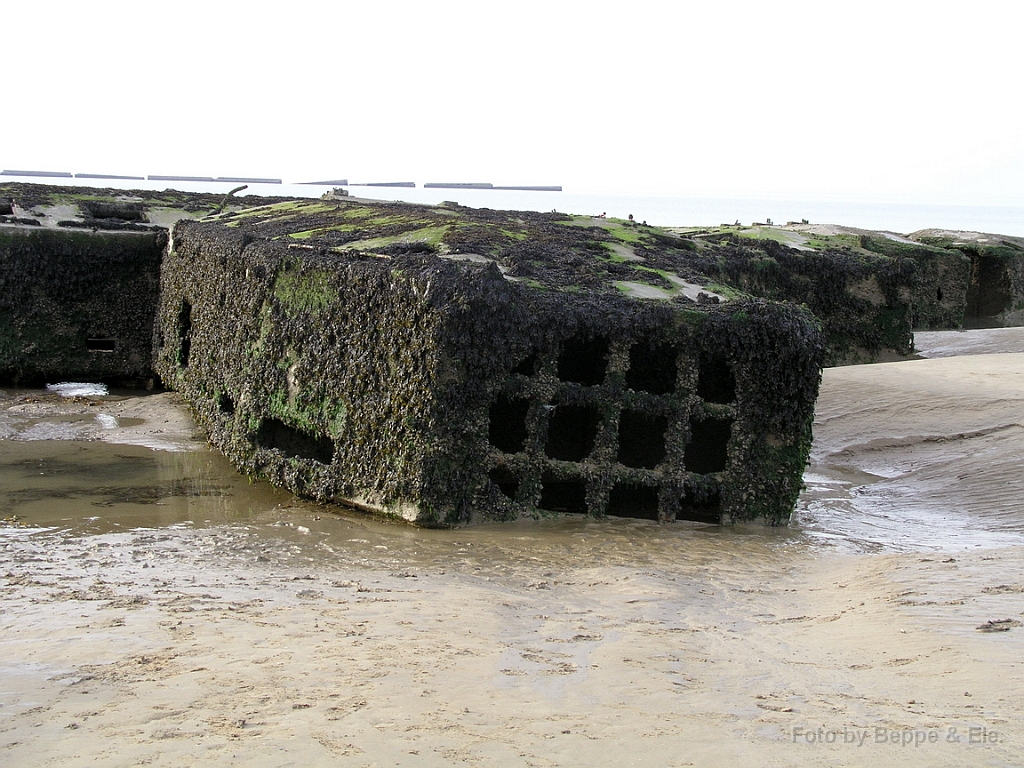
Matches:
[5,1,1023,205]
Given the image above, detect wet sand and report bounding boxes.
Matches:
[2,330,1023,766]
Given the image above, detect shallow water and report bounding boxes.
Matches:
[794,465,1024,554]
[2,394,1020,575]
[0,433,805,577]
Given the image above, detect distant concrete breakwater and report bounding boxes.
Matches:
[0,170,561,191]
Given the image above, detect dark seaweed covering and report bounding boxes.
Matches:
[155,217,824,526]
[215,198,938,365]
[0,181,292,217]
[856,235,971,331]
[0,227,165,384]
[680,236,918,362]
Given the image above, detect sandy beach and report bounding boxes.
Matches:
[2,329,1023,767]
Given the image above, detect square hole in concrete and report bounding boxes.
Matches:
[617,410,668,469]
[513,353,537,376]
[678,486,722,524]
[489,395,531,454]
[545,404,601,462]
[607,483,660,520]
[684,416,732,474]
[256,418,335,464]
[557,335,609,386]
[177,300,192,369]
[697,352,735,404]
[539,476,587,514]
[489,467,520,501]
[625,341,677,394]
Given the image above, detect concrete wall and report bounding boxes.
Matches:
[0,226,165,384]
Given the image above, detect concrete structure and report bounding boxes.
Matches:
[0,227,164,384]
[6,181,1022,527]
[153,206,825,526]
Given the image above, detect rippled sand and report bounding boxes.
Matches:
[1,330,1023,766]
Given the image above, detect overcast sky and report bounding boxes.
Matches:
[5,1,1022,206]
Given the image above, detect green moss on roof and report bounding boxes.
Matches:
[339,224,451,252]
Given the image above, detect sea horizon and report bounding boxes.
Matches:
[3,172,1022,237]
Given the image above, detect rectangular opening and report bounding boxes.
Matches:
[545,404,601,462]
[625,340,677,395]
[557,334,609,386]
[607,484,660,520]
[86,338,116,352]
[617,410,667,469]
[256,418,334,464]
[489,467,520,501]
[678,486,722,524]
[965,252,1013,322]
[488,395,531,454]
[684,416,732,474]
[697,352,735,404]
[539,476,587,514]
[512,353,537,376]
[177,300,192,369]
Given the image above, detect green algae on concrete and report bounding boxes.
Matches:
[909,230,1024,328]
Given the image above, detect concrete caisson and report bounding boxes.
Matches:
[155,219,824,526]
[0,226,165,384]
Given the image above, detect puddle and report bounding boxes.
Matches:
[2,427,1017,584]
[46,382,110,397]
[0,440,296,534]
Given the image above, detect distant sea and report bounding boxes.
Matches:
[6,174,1022,237]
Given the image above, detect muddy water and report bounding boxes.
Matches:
[2,440,293,534]
[1,426,802,578]
[2,379,1020,575]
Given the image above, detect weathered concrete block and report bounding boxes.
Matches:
[910,230,1024,329]
[156,219,824,526]
[0,226,165,384]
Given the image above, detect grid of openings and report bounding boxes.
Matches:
[485,332,737,523]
